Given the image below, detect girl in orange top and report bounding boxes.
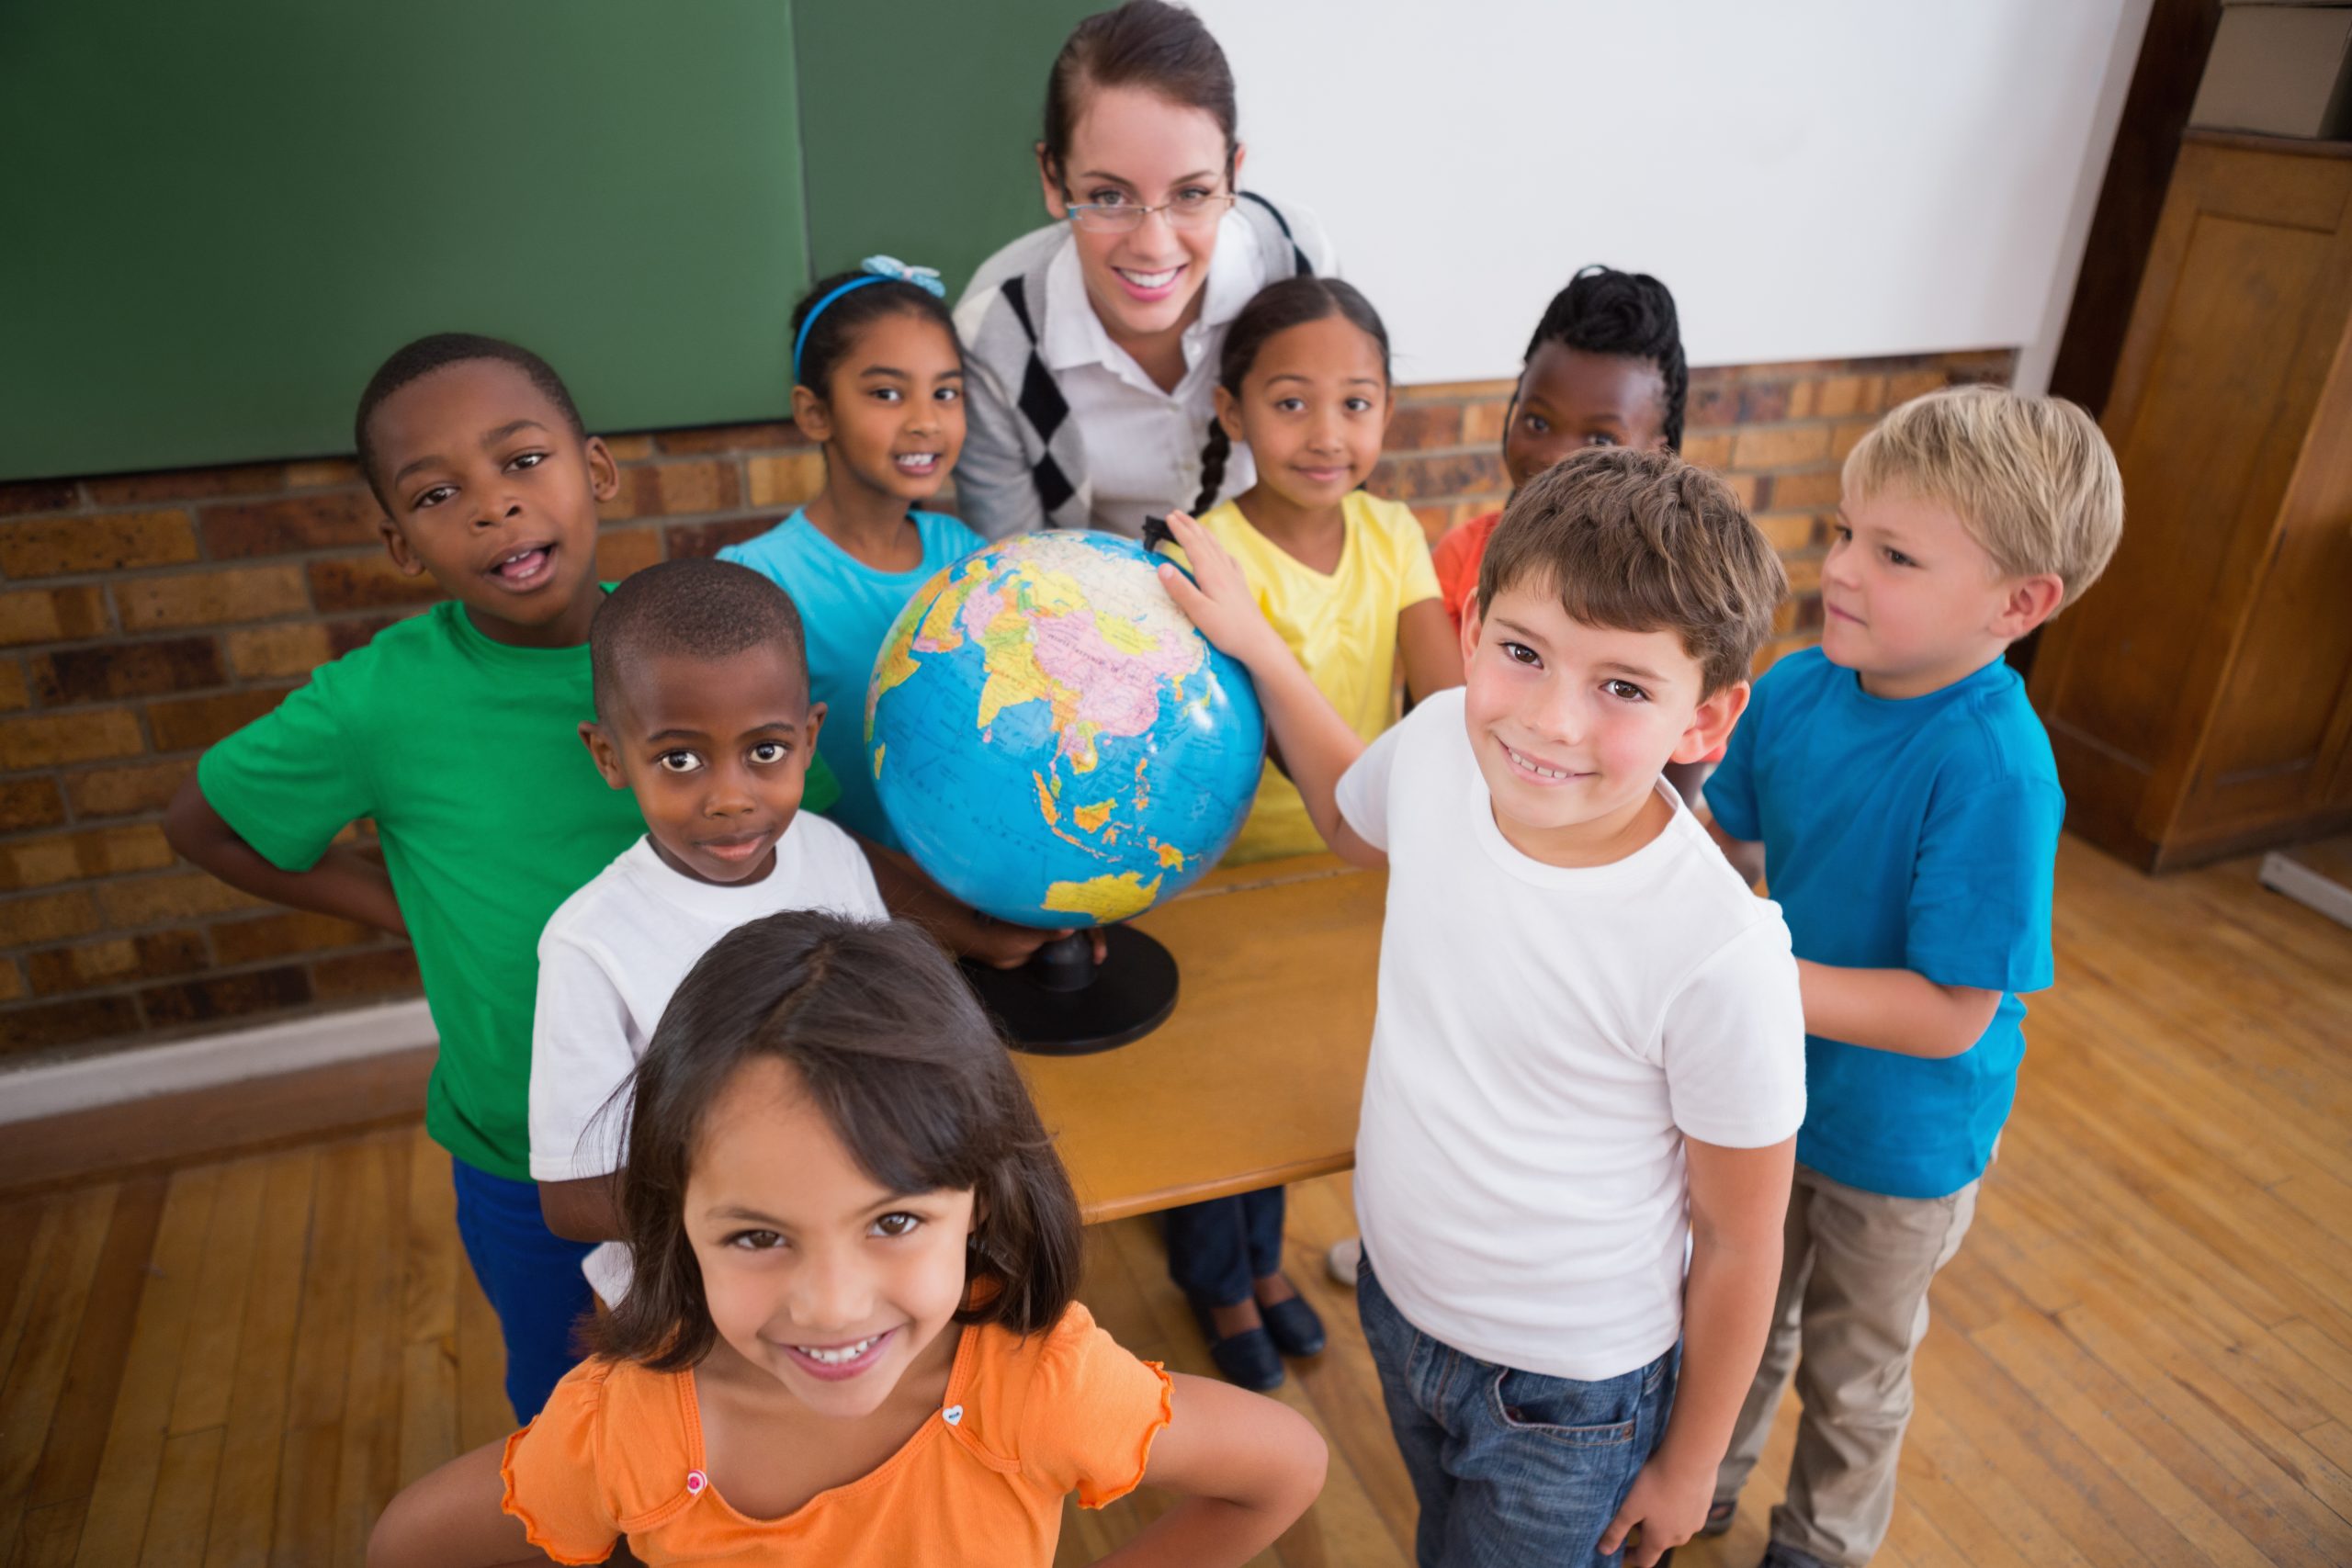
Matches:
[368,912,1326,1567]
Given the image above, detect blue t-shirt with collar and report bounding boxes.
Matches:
[1703,647,2063,1199]
[719,508,982,848]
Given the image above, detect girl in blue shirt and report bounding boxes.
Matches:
[721,258,985,850]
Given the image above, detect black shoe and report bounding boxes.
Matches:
[1190,1299,1284,1391]
[1259,1293,1326,1358]
[1758,1546,1833,1568]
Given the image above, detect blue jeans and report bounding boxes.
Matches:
[1161,1187,1286,1306]
[450,1157,598,1423]
[1358,1254,1679,1568]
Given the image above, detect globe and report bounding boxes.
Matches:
[866,530,1266,931]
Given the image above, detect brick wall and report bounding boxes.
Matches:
[0,345,2011,1066]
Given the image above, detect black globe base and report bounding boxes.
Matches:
[962,926,1179,1056]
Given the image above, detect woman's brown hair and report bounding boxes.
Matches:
[584,912,1083,1372]
[1041,1,1237,186]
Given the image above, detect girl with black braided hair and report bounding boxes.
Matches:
[1430,265,1689,635]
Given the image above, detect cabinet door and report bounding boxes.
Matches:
[2030,138,2352,866]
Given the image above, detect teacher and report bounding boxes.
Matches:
[953,0,1335,541]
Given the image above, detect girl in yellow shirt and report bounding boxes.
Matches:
[1188,276,1462,867]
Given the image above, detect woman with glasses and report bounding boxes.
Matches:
[952,0,1333,541]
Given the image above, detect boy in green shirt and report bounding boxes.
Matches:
[164,333,836,1419]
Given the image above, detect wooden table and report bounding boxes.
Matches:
[1015,854,1385,1224]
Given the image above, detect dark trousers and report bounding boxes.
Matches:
[449,1156,597,1422]
[1161,1186,1286,1306]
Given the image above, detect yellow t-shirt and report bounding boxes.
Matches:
[1193,491,1442,863]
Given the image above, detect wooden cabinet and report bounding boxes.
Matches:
[2031,132,2352,871]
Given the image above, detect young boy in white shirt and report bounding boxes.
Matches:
[1159,447,1806,1567]
[529,558,886,1303]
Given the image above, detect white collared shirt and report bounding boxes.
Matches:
[1037,207,1277,536]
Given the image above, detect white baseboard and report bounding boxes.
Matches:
[2259,852,2352,931]
[0,998,438,1126]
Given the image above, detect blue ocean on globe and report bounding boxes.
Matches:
[866,530,1267,929]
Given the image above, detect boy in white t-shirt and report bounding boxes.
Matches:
[529,559,885,1303]
[1159,447,1806,1568]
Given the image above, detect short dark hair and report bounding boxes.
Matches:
[1476,447,1785,695]
[1523,267,1688,452]
[1043,2,1237,181]
[585,912,1085,1371]
[790,268,961,399]
[588,558,809,725]
[1194,276,1390,514]
[353,333,585,503]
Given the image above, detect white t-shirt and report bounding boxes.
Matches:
[528,818,886,1302]
[1338,689,1806,1381]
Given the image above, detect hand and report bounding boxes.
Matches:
[959,910,1108,971]
[1154,512,1283,668]
[1599,1451,1714,1567]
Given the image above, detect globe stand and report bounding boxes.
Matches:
[962,927,1179,1056]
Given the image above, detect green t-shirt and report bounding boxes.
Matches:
[198,599,842,1180]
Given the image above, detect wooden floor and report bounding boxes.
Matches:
[4,835,2350,1567]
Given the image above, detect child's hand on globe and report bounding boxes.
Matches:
[1155,512,1284,671]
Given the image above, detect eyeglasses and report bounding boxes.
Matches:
[1061,188,1236,236]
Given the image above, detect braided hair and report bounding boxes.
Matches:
[1523,266,1687,451]
[1193,276,1391,515]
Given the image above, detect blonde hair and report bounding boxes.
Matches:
[1844,385,2123,612]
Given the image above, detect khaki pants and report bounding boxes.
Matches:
[1714,1163,1979,1568]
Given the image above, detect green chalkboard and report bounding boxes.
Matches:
[0,2,809,481]
[793,0,1098,294]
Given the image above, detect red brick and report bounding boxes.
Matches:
[139,964,312,1030]
[0,889,101,945]
[0,962,20,1002]
[285,458,364,489]
[311,946,423,1001]
[147,688,288,753]
[307,556,445,614]
[654,422,807,455]
[84,462,286,506]
[29,637,224,705]
[27,930,209,996]
[1720,472,1764,510]
[1736,382,1792,424]
[1754,512,1822,553]
[1462,399,1511,448]
[224,623,332,680]
[1831,419,1877,461]
[1752,631,1820,676]
[1769,468,1845,511]
[201,491,381,558]
[1409,505,1451,546]
[0,779,67,832]
[1815,376,1884,420]
[97,873,264,927]
[1367,450,1509,502]
[1687,381,1738,428]
[1679,432,1734,470]
[1731,425,1833,471]
[0,661,25,712]
[1385,402,1464,452]
[0,510,199,578]
[1782,553,1825,594]
[601,435,655,462]
[665,517,775,559]
[0,824,176,892]
[594,526,665,582]
[66,761,193,819]
[0,708,144,768]
[0,585,111,647]
[746,453,828,509]
[209,909,374,966]
[0,479,79,516]
[0,994,141,1055]
[117,565,311,631]
[1784,379,1819,421]
[1885,369,1948,406]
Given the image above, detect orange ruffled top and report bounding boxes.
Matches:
[501,1303,1172,1566]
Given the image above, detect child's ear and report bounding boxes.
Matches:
[583,436,621,502]
[1380,385,1397,436]
[1991,573,2064,640]
[790,382,833,443]
[1676,680,1750,766]
[377,514,426,579]
[579,721,630,791]
[1457,591,1482,668]
[1036,143,1066,219]
[1214,385,1243,443]
[801,698,827,757]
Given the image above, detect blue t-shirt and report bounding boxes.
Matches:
[719,508,982,846]
[1703,648,2063,1199]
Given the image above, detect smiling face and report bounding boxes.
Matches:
[1041,85,1238,346]
[1461,580,1745,865]
[368,358,617,649]
[795,310,966,506]
[1503,344,1669,491]
[686,1055,976,1419]
[1821,485,2044,699]
[582,642,824,886]
[1216,312,1390,513]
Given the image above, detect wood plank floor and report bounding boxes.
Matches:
[4,835,2349,1566]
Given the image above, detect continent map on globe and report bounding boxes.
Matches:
[866,531,1266,930]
